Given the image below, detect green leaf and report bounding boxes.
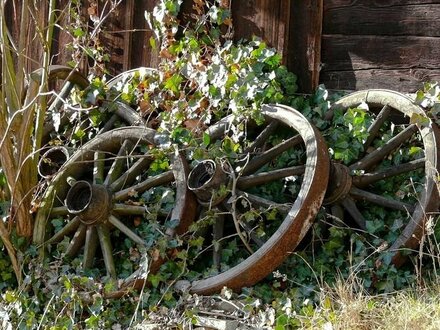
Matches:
[0,168,6,187]
[148,273,162,288]
[73,128,85,140]
[51,218,64,233]
[73,27,85,38]
[203,132,210,146]
[149,36,157,50]
[164,74,183,95]
[165,218,180,229]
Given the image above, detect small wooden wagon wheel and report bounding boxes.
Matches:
[181,104,329,294]
[33,127,196,286]
[35,65,143,146]
[105,67,160,127]
[106,67,157,89]
[35,65,145,179]
[324,89,440,266]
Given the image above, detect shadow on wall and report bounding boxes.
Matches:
[320,2,435,92]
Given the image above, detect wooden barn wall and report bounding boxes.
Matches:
[6,1,440,93]
[320,1,440,92]
[4,1,293,80]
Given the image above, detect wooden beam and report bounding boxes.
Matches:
[324,3,440,37]
[231,0,291,64]
[131,0,159,69]
[320,68,440,93]
[288,0,324,93]
[123,0,135,71]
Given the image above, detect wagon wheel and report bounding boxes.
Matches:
[34,65,144,179]
[180,104,329,295]
[106,67,157,89]
[31,65,89,144]
[324,89,440,266]
[105,67,159,127]
[35,65,143,147]
[33,126,196,288]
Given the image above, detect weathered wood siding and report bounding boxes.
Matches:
[6,0,440,93]
[320,1,440,92]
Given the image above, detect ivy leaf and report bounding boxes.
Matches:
[164,73,183,95]
[203,132,210,146]
[410,113,430,128]
[148,273,162,288]
[165,218,180,229]
[73,27,85,38]
[149,36,157,50]
[73,128,85,140]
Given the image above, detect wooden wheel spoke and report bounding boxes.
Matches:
[97,224,117,278]
[242,121,279,154]
[212,214,225,269]
[47,81,74,113]
[104,140,135,186]
[83,226,99,269]
[114,170,174,201]
[114,203,172,217]
[242,134,303,175]
[93,151,106,184]
[65,223,87,258]
[349,124,418,171]
[113,204,146,215]
[341,197,367,230]
[109,156,152,192]
[236,190,291,215]
[352,158,425,187]
[109,215,146,246]
[48,216,81,244]
[349,186,415,213]
[98,114,119,135]
[330,204,345,222]
[363,104,391,151]
[49,206,69,217]
[237,165,305,189]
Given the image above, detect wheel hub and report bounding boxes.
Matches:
[323,163,352,205]
[187,160,230,206]
[38,146,69,179]
[65,180,112,225]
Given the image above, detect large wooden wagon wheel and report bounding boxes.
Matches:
[180,104,329,294]
[324,89,440,266]
[33,127,196,287]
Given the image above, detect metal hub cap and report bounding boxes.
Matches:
[187,160,230,206]
[65,180,112,225]
[323,162,352,205]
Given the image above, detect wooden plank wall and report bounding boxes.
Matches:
[230,0,291,63]
[320,0,440,92]
[7,1,440,93]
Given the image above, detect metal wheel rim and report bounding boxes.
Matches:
[189,104,330,294]
[34,126,196,285]
[328,89,440,265]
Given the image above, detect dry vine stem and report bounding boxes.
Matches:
[0,0,59,284]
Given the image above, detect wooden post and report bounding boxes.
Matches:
[288,0,323,93]
[123,0,135,71]
[231,0,291,64]
[130,0,159,69]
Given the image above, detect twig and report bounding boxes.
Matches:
[222,156,254,254]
